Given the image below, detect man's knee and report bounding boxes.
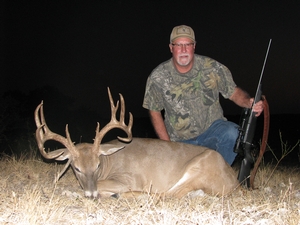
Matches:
[226,125,239,141]
[218,121,239,142]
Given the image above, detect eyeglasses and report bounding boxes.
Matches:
[171,42,195,48]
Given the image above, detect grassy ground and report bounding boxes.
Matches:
[0,153,300,224]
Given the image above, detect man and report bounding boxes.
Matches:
[143,25,264,165]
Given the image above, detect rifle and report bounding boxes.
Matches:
[235,39,272,187]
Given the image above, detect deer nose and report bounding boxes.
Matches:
[85,190,98,198]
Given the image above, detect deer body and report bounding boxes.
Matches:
[95,138,238,198]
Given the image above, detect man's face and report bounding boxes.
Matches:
[169,37,196,69]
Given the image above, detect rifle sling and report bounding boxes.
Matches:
[250,95,270,189]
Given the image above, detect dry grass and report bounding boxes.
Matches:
[0,155,300,225]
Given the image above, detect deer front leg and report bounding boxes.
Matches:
[97,179,131,198]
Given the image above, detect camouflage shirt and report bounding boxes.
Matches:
[143,54,237,141]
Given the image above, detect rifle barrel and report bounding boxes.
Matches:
[253,39,272,105]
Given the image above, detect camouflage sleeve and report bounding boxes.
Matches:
[142,76,164,111]
[217,64,237,99]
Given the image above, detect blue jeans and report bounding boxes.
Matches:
[181,119,239,165]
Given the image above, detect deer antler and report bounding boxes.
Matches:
[92,87,133,152]
[34,101,78,182]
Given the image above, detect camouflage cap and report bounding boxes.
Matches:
[170,25,195,43]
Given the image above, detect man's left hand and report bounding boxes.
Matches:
[250,99,264,117]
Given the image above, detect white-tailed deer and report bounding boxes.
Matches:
[35,88,238,198]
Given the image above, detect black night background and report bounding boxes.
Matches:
[1,1,300,165]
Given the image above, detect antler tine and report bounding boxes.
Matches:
[92,88,133,150]
[34,101,78,159]
[118,93,133,142]
[107,87,120,123]
[54,159,72,183]
[107,87,133,141]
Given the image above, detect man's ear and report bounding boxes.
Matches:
[169,44,173,53]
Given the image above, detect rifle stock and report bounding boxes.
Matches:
[235,40,272,187]
[236,101,259,186]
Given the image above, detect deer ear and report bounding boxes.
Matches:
[54,148,72,161]
[99,144,125,156]
[41,149,65,159]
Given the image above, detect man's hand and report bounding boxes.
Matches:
[250,98,264,117]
